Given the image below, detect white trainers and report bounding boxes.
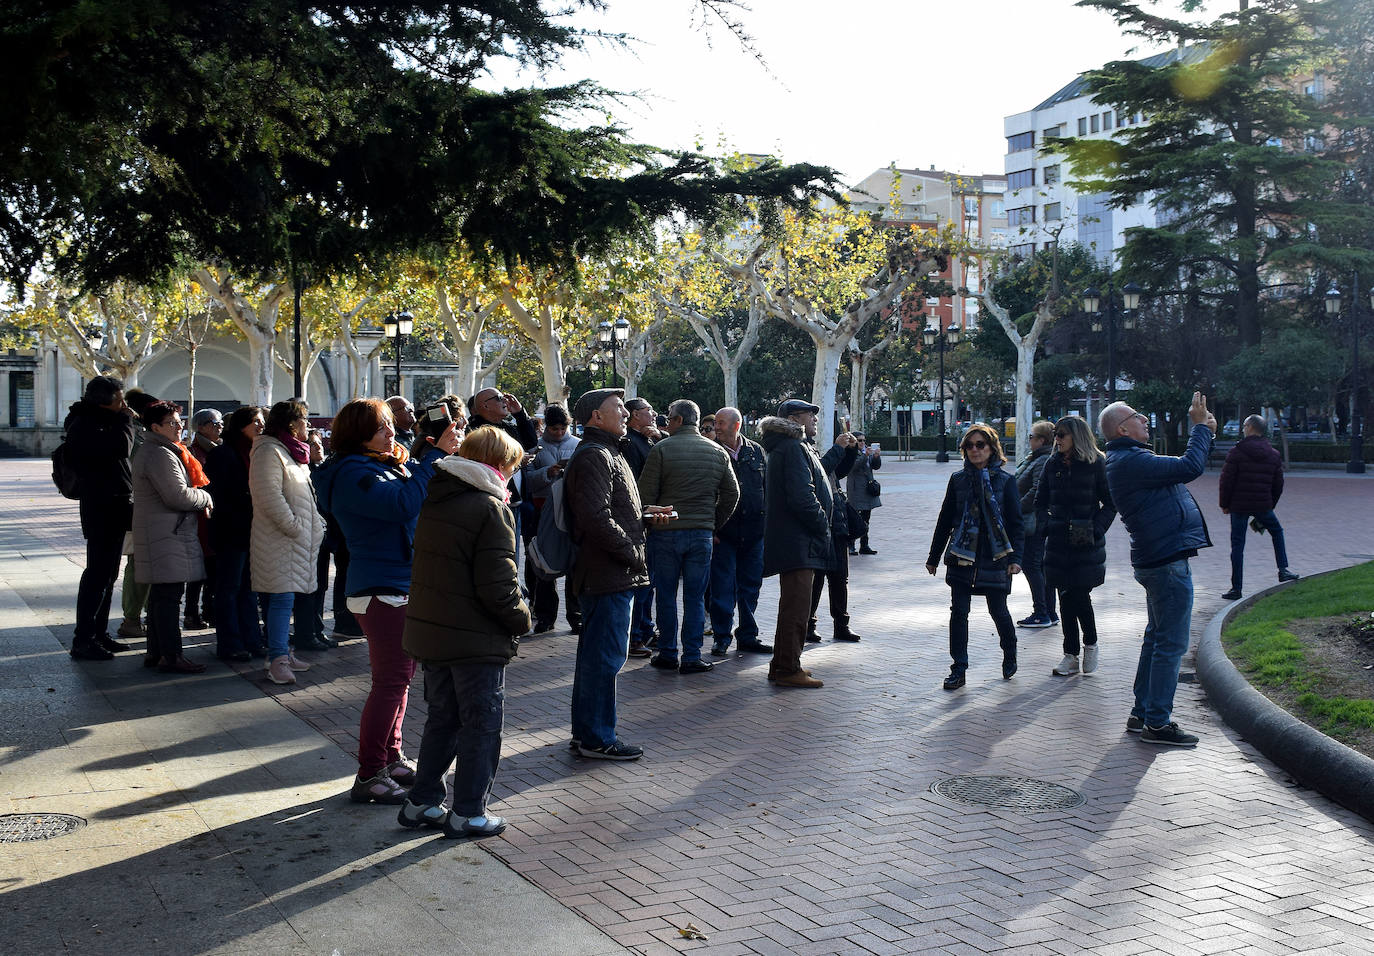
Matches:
[267,656,297,684]
[1082,645,1100,674]
[1052,654,1080,676]
[286,651,311,672]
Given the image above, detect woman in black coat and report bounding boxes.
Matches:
[205,406,266,661]
[1033,416,1116,677]
[926,424,1024,690]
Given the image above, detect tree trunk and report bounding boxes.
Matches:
[500,289,567,404]
[193,266,286,406]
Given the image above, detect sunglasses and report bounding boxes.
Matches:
[963,440,989,450]
[1054,430,1070,438]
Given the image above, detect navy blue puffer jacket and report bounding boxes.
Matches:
[1104,425,1213,568]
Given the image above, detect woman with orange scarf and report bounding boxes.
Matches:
[130,400,215,673]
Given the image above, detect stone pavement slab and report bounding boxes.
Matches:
[4,458,1374,954]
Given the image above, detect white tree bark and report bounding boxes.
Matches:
[847,332,895,431]
[431,285,507,398]
[193,266,288,406]
[617,303,665,400]
[55,293,177,387]
[658,292,763,410]
[500,287,567,404]
[974,272,1053,463]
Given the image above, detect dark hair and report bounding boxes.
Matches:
[140,400,180,430]
[125,388,159,415]
[83,375,125,406]
[264,399,308,436]
[330,398,390,457]
[958,422,1007,465]
[224,405,263,446]
[544,404,569,428]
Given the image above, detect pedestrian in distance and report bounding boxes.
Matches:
[1101,392,1216,748]
[707,406,773,657]
[808,430,862,643]
[1035,416,1116,677]
[1219,414,1300,601]
[1014,420,1058,629]
[845,433,882,556]
[399,425,532,838]
[926,423,1024,690]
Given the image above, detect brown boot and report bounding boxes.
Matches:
[773,670,823,688]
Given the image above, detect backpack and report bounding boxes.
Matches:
[528,448,583,580]
[51,441,81,499]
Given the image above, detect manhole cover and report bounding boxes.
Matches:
[931,775,1085,811]
[0,813,87,843]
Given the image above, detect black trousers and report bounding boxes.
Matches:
[147,581,187,661]
[1057,587,1099,654]
[525,554,580,627]
[74,498,132,644]
[948,584,1017,674]
[858,509,873,551]
[809,539,850,628]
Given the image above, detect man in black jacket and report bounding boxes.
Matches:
[709,407,772,656]
[65,375,138,660]
[808,432,861,643]
[468,388,539,450]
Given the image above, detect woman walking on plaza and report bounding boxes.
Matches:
[1014,420,1057,628]
[313,398,441,805]
[1034,416,1116,677]
[398,426,531,837]
[206,406,266,661]
[845,433,882,556]
[925,423,1023,690]
[131,400,214,673]
[249,400,326,685]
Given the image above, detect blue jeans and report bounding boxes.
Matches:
[410,662,505,818]
[571,589,633,749]
[214,548,262,657]
[709,534,765,648]
[648,529,713,662]
[263,591,298,659]
[1131,560,1194,727]
[1229,511,1288,590]
[631,585,655,642]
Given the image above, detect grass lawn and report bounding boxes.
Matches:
[1222,562,1374,757]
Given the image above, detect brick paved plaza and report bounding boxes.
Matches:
[3,457,1373,954]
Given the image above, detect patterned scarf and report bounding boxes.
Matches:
[948,464,1013,565]
[175,442,210,488]
[268,429,311,465]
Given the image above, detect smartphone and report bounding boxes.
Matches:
[644,510,679,520]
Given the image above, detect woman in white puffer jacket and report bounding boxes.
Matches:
[249,399,327,685]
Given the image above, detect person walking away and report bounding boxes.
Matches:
[846,433,883,555]
[809,431,862,642]
[131,401,215,673]
[1101,393,1216,748]
[314,398,441,802]
[400,427,531,837]
[1035,416,1116,677]
[64,375,139,660]
[708,407,771,656]
[1015,420,1057,629]
[637,399,738,673]
[1219,415,1299,600]
[205,406,265,661]
[758,399,833,688]
[925,423,1024,690]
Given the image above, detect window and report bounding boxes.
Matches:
[990,199,1005,217]
[1009,243,1035,260]
[1007,206,1036,227]
[1007,131,1034,152]
[1078,117,1088,136]
[963,196,979,216]
[1044,164,1061,185]
[1007,169,1034,191]
[1090,114,1100,133]
[1044,202,1061,221]
[1042,124,1063,140]
[1102,111,1113,130]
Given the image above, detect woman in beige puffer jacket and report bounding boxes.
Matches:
[249,400,327,685]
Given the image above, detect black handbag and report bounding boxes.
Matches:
[865,477,881,497]
[845,500,868,543]
[1068,518,1095,548]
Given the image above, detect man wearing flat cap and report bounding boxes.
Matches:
[757,398,832,688]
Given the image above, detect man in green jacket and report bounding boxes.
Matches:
[638,399,740,673]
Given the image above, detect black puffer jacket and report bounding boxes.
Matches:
[717,435,766,544]
[1034,455,1115,591]
[204,439,254,552]
[759,417,833,577]
[926,464,1024,594]
[1218,435,1283,514]
[62,401,137,501]
[563,426,650,597]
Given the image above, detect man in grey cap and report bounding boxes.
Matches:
[757,398,832,688]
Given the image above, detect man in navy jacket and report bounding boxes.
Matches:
[1101,392,1216,748]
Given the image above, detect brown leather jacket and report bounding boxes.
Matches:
[564,426,649,597]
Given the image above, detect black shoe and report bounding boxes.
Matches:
[833,629,861,642]
[95,633,131,653]
[710,644,731,657]
[942,673,965,691]
[649,655,679,670]
[1277,568,1300,583]
[1003,660,1018,680]
[1141,722,1199,747]
[297,636,333,652]
[218,651,252,663]
[533,619,555,634]
[627,642,651,659]
[1125,716,1145,734]
[737,641,774,654]
[848,548,859,556]
[679,659,713,674]
[805,629,821,644]
[569,620,582,635]
[183,615,208,630]
[1017,615,1053,629]
[70,641,114,661]
[577,739,643,760]
[859,548,878,555]
[1222,588,1242,601]
[331,625,365,639]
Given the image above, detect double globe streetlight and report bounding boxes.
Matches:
[1081,280,1142,403]
[922,321,961,463]
[382,310,414,395]
[1324,277,1373,474]
[597,318,631,388]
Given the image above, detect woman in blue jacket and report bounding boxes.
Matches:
[926,424,1024,690]
[313,398,439,805]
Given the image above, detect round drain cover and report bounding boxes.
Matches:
[931,775,1085,811]
[0,813,88,843]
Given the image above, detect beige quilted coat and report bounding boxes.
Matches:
[249,436,326,594]
[131,431,214,584]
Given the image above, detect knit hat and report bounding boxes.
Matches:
[573,388,625,425]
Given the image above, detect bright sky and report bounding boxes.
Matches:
[504,0,1222,186]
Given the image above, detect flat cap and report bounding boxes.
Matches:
[777,398,820,417]
[573,388,626,425]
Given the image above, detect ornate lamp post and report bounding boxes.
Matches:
[1082,280,1141,403]
[597,318,631,388]
[923,321,961,463]
[1325,277,1372,474]
[382,310,414,396]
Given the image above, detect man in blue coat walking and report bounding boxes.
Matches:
[1101,391,1216,748]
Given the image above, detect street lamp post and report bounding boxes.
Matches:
[923,321,961,463]
[1325,275,1372,474]
[1082,280,1142,403]
[382,310,414,397]
[597,318,631,388]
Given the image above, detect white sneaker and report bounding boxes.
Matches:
[1052,654,1080,676]
[1082,645,1099,674]
[286,651,312,672]
[267,656,297,685]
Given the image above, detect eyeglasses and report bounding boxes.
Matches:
[963,441,988,450]
[207,421,224,428]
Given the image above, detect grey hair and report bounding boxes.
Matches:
[1244,414,1267,437]
[1098,401,1133,439]
[1056,416,1103,463]
[668,399,700,426]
